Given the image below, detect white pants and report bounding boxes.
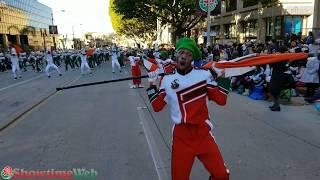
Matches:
[112,59,121,72]
[12,64,21,78]
[81,62,91,74]
[45,63,61,76]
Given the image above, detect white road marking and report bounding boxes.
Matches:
[137,107,169,180]
[0,74,44,92]
[0,75,82,133]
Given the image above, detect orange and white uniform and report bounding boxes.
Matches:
[147,68,230,180]
[158,58,175,74]
[129,56,141,86]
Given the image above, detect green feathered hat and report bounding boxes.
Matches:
[159,50,168,59]
[176,38,201,60]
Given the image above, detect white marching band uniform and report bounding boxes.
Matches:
[45,51,61,77]
[80,50,91,75]
[9,48,22,79]
[111,44,121,73]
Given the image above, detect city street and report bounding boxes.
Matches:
[0,61,319,180]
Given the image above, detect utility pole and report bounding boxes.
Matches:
[51,10,65,50]
[72,26,75,49]
[207,0,211,48]
[51,12,56,50]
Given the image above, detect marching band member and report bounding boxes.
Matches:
[8,48,22,80]
[80,49,92,75]
[129,53,143,88]
[45,50,62,78]
[147,38,230,180]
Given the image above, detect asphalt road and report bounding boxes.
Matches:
[0,61,319,180]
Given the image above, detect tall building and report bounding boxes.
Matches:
[192,0,318,45]
[0,0,53,51]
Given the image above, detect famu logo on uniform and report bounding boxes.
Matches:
[199,0,219,12]
[1,166,14,180]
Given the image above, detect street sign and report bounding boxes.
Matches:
[199,0,218,12]
[202,31,217,37]
[197,0,221,15]
[49,25,58,34]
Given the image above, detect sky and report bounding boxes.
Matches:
[38,0,114,38]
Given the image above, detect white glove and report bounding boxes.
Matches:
[211,62,225,77]
[148,71,158,83]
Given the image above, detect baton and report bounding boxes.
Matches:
[56,74,165,91]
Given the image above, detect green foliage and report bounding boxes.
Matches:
[260,0,279,5]
[112,0,206,42]
[109,0,124,34]
[109,0,156,43]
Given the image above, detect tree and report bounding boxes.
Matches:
[260,0,279,6]
[112,0,206,43]
[119,18,157,45]
[109,0,123,35]
[109,0,157,45]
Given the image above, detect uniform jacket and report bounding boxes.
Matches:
[148,69,228,125]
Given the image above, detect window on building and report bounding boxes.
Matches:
[274,16,282,36]
[266,17,273,37]
[211,25,220,37]
[284,16,302,35]
[224,24,237,39]
[265,16,282,37]
[243,0,258,8]
[242,20,257,38]
[225,0,237,12]
[265,16,283,41]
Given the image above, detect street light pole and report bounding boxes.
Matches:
[72,25,75,49]
[51,10,65,50]
[207,0,211,48]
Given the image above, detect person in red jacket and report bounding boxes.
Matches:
[147,38,230,180]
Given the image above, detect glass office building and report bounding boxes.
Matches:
[0,0,53,51]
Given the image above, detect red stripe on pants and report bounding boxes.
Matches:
[171,123,229,180]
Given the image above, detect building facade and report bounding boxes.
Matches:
[0,0,53,51]
[155,19,172,47]
[192,0,319,45]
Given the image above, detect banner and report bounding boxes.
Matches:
[196,0,221,16]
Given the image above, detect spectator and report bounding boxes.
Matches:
[268,46,292,111]
[300,57,320,97]
[305,31,314,45]
[269,61,288,111]
[305,88,320,104]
